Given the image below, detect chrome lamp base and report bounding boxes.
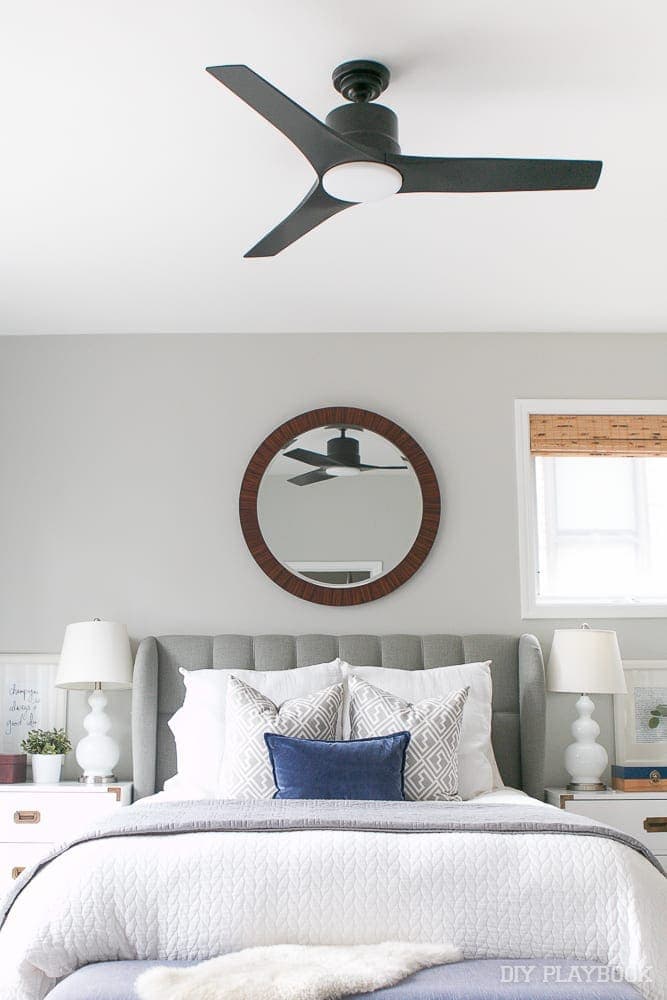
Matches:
[78,773,117,784]
[567,780,607,792]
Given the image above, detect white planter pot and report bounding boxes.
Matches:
[31,754,64,784]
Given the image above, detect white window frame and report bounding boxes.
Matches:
[515,398,667,619]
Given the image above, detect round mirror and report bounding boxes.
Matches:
[240,407,440,606]
[259,425,422,587]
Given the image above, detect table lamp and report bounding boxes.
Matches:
[56,619,133,783]
[547,624,626,791]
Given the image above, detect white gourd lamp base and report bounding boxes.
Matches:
[565,692,608,792]
[76,683,120,784]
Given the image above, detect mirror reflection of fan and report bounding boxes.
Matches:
[284,427,407,486]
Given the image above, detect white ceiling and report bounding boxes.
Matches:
[2,0,666,335]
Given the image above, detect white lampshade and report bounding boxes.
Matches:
[56,620,133,690]
[547,627,626,695]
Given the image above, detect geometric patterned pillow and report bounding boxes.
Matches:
[218,676,344,799]
[348,676,469,801]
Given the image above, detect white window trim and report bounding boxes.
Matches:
[515,398,667,619]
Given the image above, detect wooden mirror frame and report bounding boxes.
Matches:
[239,406,441,606]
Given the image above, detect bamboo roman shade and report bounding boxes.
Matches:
[530,414,667,456]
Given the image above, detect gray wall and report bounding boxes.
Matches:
[2,332,667,787]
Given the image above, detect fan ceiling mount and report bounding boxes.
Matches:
[206,59,603,258]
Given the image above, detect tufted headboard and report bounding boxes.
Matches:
[131,633,546,802]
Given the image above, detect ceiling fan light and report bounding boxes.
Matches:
[327,466,361,477]
[322,162,403,203]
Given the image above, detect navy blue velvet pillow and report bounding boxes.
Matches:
[264,731,410,801]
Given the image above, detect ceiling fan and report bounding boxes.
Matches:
[206,59,603,258]
[284,427,407,486]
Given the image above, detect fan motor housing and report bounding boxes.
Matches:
[325,103,400,156]
[327,434,361,466]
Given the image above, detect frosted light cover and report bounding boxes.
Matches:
[322,162,403,203]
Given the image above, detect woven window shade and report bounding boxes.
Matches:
[530,414,667,456]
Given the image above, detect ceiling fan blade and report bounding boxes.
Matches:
[287,470,333,486]
[206,65,371,174]
[244,182,352,257]
[358,464,409,471]
[283,446,347,468]
[390,155,603,193]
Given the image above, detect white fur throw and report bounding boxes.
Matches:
[135,941,462,1000]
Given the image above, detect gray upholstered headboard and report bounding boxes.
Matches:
[131,634,546,802]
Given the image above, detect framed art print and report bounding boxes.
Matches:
[614,660,667,767]
[0,654,67,754]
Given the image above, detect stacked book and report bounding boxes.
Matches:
[612,765,667,791]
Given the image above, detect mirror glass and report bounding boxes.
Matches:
[257,424,423,588]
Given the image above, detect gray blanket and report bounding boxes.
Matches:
[2,798,662,928]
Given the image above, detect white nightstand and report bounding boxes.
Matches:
[546,786,667,871]
[0,781,132,897]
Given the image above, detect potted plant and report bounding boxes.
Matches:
[21,729,72,784]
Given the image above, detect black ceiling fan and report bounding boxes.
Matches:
[284,428,407,486]
[206,59,603,258]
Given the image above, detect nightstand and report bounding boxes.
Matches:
[546,786,667,872]
[0,781,132,897]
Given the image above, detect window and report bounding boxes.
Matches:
[516,401,667,617]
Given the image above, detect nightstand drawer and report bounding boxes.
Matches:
[0,842,55,899]
[0,790,121,843]
[565,799,667,854]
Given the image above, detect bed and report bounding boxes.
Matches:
[0,633,664,1000]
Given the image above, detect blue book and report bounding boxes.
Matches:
[612,764,667,789]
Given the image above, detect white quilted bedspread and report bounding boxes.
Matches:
[0,797,665,1000]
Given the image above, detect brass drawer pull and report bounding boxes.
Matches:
[11,866,25,880]
[643,817,667,834]
[13,810,40,825]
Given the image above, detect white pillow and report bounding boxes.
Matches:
[341,660,501,799]
[164,659,344,798]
